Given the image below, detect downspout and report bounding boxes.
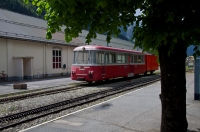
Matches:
[6,39,8,77]
[45,44,48,77]
[67,46,68,76]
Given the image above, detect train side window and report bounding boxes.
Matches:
[125,54,128,63]
[113,52,116,63]
[138,55,141,63]
[131,54,134,63]
[109,52,116,63]
[134,55,138,63]
[121,53,125,63]
[105,52,109,63]
[97,51,102,64]
[73,51,77,64]
[117,53,122,63]
[101,51,105,63]
[141,55,144,63]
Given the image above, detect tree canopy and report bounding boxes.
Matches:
[24,0,200,132]
[24,0,200,55]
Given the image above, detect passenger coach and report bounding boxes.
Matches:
[71,45,158,83]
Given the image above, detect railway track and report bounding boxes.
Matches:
[0,84,86,104]
[0,75,160,131]
[0,74,144,104]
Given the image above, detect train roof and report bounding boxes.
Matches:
[73,45,146,55]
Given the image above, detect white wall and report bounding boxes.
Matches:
[12,40,44,77]
[0,38,77,80]
[45,45,75,77]
[23,58,32,77]
[13,58,23,80]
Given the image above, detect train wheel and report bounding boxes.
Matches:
[87,81,92,84]
[150,71,154,74]
[95,80,103,84]
[144,71,148,75]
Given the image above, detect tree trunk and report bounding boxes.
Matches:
[158,41,188,132]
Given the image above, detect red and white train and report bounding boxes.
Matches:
[71,45,159,83]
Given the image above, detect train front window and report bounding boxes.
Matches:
[90,51,96,64]
[83,51,89,64]
[73,50,89,64]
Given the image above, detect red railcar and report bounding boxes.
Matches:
[71,45,158,83]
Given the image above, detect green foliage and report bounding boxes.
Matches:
[24,0,200,56]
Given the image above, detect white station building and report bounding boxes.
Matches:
[0,9,137,81]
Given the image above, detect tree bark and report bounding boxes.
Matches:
[158,41,188,132]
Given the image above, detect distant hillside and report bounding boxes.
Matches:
[0,0,44,18]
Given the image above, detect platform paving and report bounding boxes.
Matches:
[20,73,200,132]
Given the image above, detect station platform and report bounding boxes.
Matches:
[0,76,77,95]
[19,73,200,132]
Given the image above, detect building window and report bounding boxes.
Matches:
[53,49,61,68]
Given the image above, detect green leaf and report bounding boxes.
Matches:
[51,28,56,33]
[168,51,171,56]
[32,1,36,5]
[46,31,52,39]
[23,0,29,4]
[173,37,177,43]
[69,6,75,14]
[45,3,50,9]
[36,1,42,6]
[165,13,174,23]
[106,35,111,43]
[36,8,42,14]
[96,0,107,8]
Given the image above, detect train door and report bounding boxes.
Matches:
[102,51,106,79]
[96,51,106,80]
[128,54,131,74]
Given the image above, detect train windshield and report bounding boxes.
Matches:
[73,50,89,64]
[73,50,104,64]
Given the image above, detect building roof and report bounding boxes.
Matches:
[0,8,137,50]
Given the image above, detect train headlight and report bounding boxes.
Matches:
[72,71,75,74]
